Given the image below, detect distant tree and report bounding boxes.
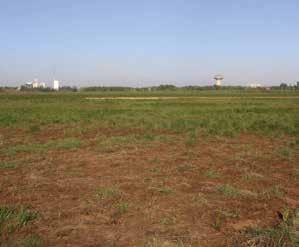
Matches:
[155,84,177,90]
[81,86,132,92]
[60,86,78,92]
[19,86,53,92]
[279,83,288,90]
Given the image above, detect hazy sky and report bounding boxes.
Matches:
[0,0,298,87]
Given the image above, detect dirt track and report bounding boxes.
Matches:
[86,96,299,100]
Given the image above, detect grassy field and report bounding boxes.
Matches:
[0,90,298,246]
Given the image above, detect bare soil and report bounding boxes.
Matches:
[1,127,298,246]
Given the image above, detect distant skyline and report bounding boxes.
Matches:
[1,0,298,87]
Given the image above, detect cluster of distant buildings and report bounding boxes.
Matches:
[12,75,298,91]
[214,75,262,88]
[214,75,298,89]
[18,79,60,91]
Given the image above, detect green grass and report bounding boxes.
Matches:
[0,91,298,137]
[0,206,38,234]
[3,138,82,155]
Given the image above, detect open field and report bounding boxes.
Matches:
[0,91,298,246]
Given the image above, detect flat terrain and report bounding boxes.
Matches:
[0,91,298,246]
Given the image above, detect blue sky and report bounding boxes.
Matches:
[0,0,298,86]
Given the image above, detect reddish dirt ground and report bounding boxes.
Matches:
[0,127,298,246]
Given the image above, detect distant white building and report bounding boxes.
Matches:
[249,83,262,88]
[24,79,46,89]
[53,80,60,91]
[32,79,39,88]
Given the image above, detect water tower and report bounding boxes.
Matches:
[214,75,224,86]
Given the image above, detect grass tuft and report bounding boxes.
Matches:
[0,206,38,235]
[0,162,17,169]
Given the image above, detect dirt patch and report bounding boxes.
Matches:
[1,130,298,246]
